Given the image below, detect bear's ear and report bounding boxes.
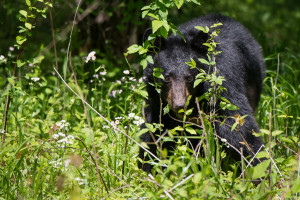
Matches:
[191,31,209,54]
[143,28,165,53]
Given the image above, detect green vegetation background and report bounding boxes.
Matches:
[0,0,299,199]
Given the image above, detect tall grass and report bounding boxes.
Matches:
[0,1,299,199]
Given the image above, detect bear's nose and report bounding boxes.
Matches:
[173,103,185,113]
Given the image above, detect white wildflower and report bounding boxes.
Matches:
[85,51,96,63]
[123,70,130,75]
[116,80,122,84]
[0,129,5,134]
[134,116,140,120]
[139,119,145,124]
[221,138,227,143]
[67,135,74,140]
[129,77,136,81]
[52,134,59,139]
[9,47,14,51]
[0,55,6,63]
[31,77,40,82]
[100,71,107,76]
[64,159,71,167]
[93,74,99,79]
[103,125,109,129]
[128,113,135,118]
[109,90,117,98]
[58,132,65,137]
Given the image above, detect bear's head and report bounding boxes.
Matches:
[143,28,210,119]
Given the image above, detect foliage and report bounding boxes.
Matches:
[0,0,299,199]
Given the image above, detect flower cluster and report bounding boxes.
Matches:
[0,55,7,64]
[74,176,86,186]
[128,113,145,126]
[49,160,62,169]
[130,114,145,126]
[85,51,96,63]
[56,120,70,130]
[52,132,75,148]
[109,89,123,98]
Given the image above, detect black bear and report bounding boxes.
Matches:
[139,14,265,172]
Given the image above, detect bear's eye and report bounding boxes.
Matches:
[164,76,171,83]
[186,76,194,83]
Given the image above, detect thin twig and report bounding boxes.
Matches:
[169,174,194,192]
[273,53,280,130]
[75,137,108,192]
[265,149,282,177]
[268,112,272,197]
[296,152,300,199]
[49,3,59,89]
[241,147,245,187]
[148,174,175,200]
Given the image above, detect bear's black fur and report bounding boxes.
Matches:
[139,14,265,172]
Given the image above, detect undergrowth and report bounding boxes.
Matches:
[0,0,299,199]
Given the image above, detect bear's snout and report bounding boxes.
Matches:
[167,80,190,113]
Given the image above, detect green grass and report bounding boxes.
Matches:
[0,1,299,199]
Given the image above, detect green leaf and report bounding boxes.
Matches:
[192,172,202,183]
[231,122,238,132]
[174,0,184,9]
[145,123,156,133]
[137,128,149,136]
[185,108,193,116]
[186,58,196,68]
[142,10,149,19]
[278,137,294,144]
[7,77,15,86]
[163,104,170,115]
[153,68,164,80]
[193,78,203,88]
[271,130,283,136]
[19,10,27,17]
[185,127,197,135]
[127,44,141,54]
[210,23,223,28]
[152,20,163,33]
[191,0,201,5]
[160,27,168,39]
[260,129,270,136]
[140,58,147,69]
[26,0,31,6]
[198,58,210,65]
[250,159,271,180]
[172,126,184,132]
[17,60,25,67]
[146,55,154,64]
[133,89,148,99]
[147,13,159,20]
[16,35,27,45]
[195,25,209,33]
[25,23,32,30]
